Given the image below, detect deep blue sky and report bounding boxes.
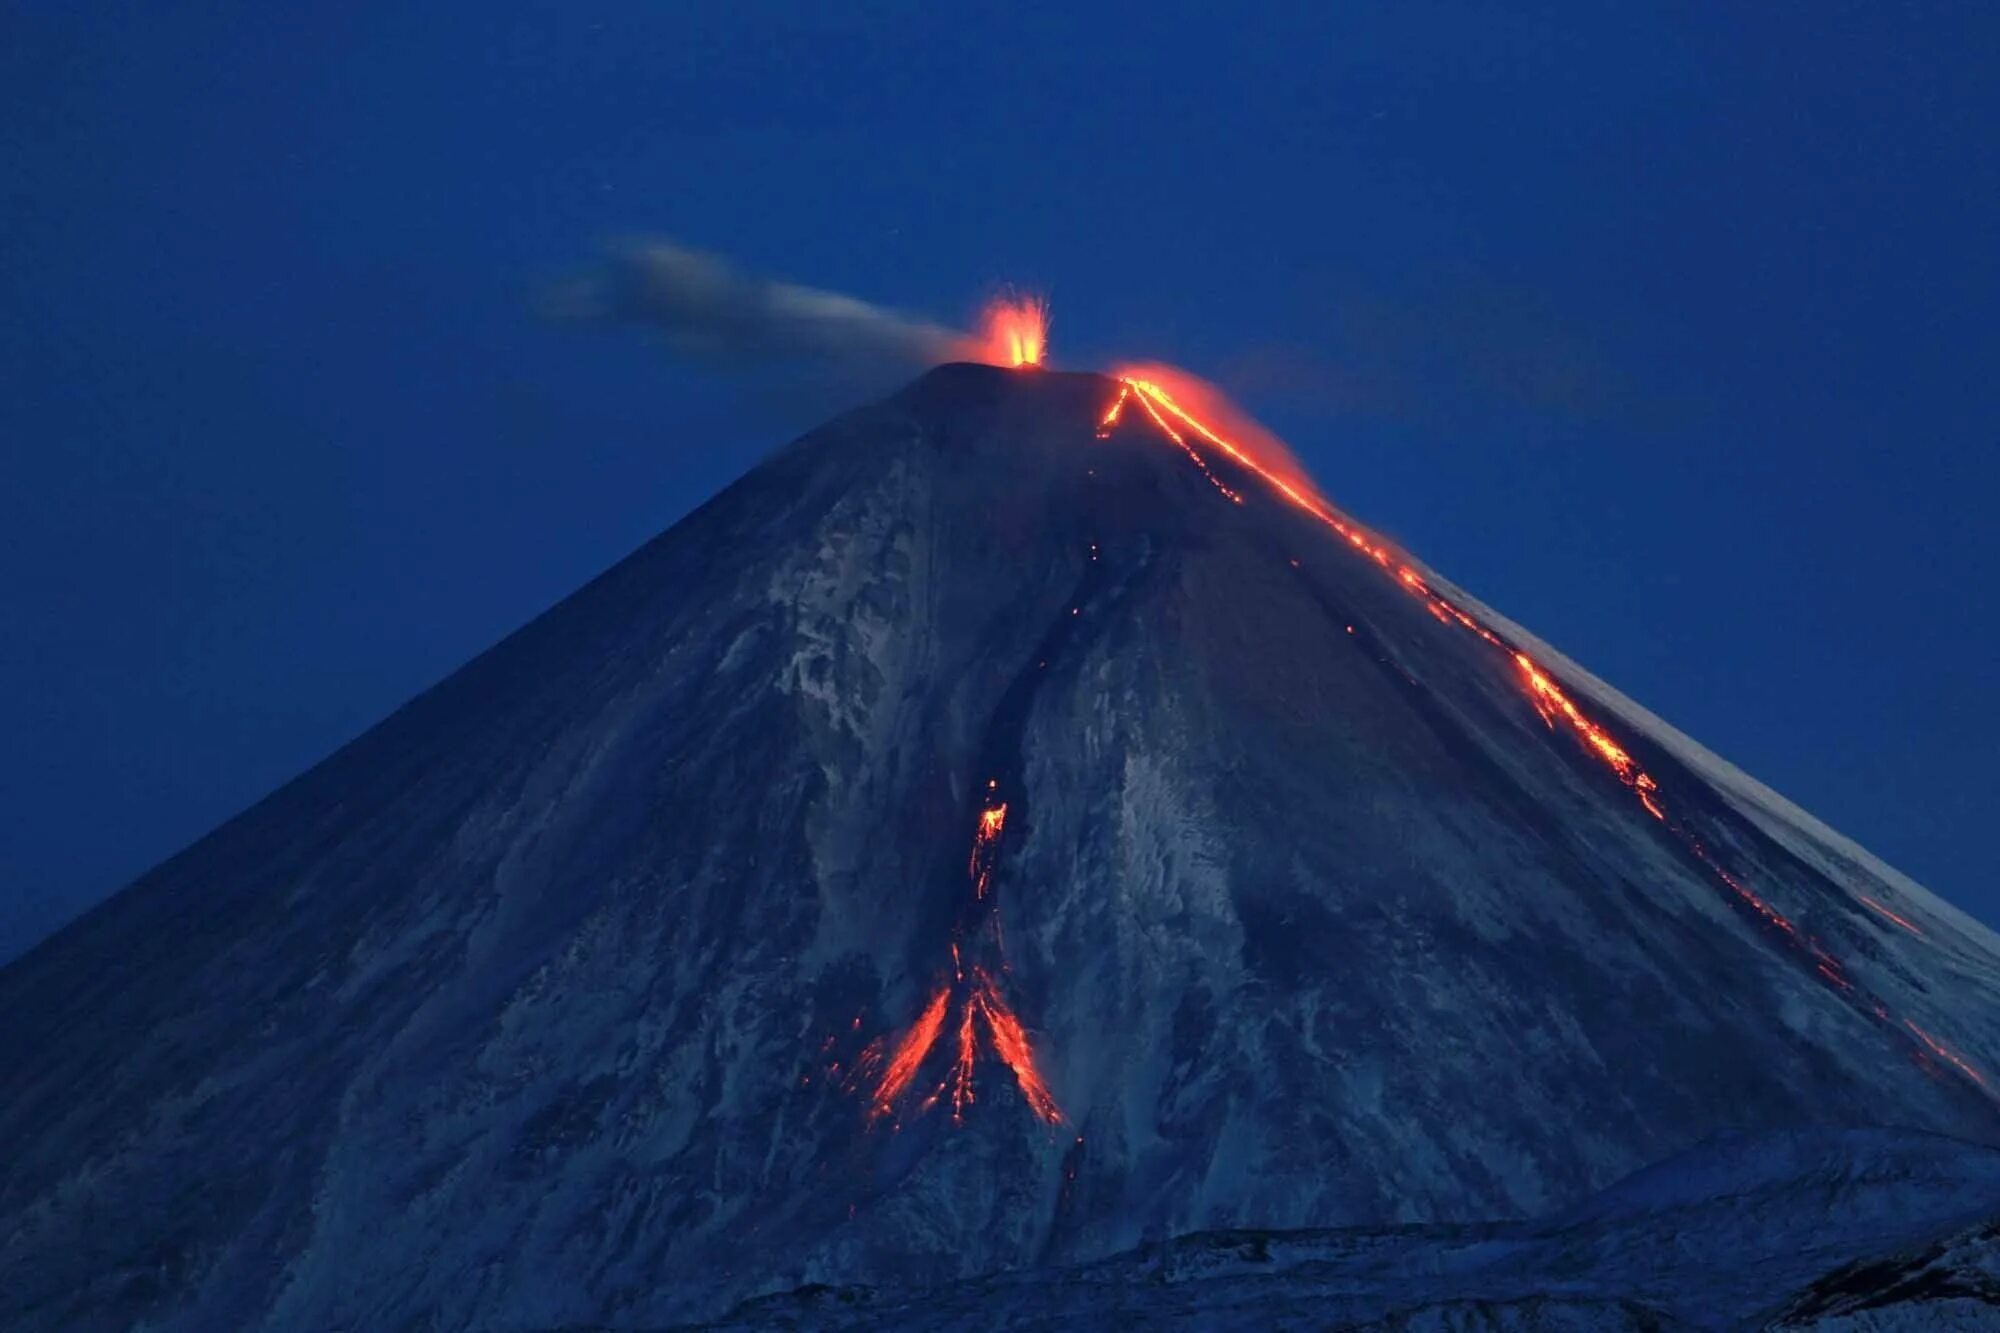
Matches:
[4,3,1996,956]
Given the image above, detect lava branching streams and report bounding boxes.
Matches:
[847,777,1065,1128]
[1101,374,1990,1100]
[842,527,1095,1132]
[1103,381,1242,503]
[834,422,1152,1130]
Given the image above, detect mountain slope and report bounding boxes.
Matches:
[689,1126,2000,1330]
[2,364,1995,1331]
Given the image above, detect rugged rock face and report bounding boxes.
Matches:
[2,364,1996,1330]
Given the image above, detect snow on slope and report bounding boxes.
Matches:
[1423,566,2000,955]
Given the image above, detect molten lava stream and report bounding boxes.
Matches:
[1125,383,1242,504]
[1097,384,1131,436]
[853,768,1063,1126]
[1908,1020,1988,1089]
[948,1000,979,1122]
[969,801,1007,900]
[862,970,1064,1127]
[1101,373,1993,1098]
[1860,894,1924,936]
[974,968,1064,1124]
[867,986,950,1120]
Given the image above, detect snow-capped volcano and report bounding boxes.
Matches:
[3,363,1995,1331]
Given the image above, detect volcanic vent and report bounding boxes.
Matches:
[2,361,1997,1331]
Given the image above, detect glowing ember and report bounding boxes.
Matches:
[974,295,1049,368]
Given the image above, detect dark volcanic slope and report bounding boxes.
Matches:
[695,1127,2000,1330]
[2,364,1996,1331]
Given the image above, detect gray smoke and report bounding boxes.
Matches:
[544,239,970,377]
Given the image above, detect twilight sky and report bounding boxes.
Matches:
[3,2,1996,957]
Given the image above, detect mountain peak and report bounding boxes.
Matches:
[3,364,1996,1330]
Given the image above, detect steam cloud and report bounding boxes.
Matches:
[544,239,970,377]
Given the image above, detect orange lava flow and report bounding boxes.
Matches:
[974,968,1065,1124]
[970,802,1008,900]
[1514,653,1635,781]
[1100,372,1992,1099]
[1691,841,1798,938]
[855,777,1063,1125]
[1860,894,1925,936]
[1636,773,1667,822]
[1124,377,1314,517]
[869,986,951,1120]
[974,296,1049,368]
[1128,381,1242,504]
[1097,384,1131,435]
[1908,1020,1988,1089]
[948,1000,980,1122]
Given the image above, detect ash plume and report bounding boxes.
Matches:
[543,239,969,378]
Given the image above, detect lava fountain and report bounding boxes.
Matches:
[968,295,1049,368]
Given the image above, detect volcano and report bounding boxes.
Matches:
[4,364,1997,1330]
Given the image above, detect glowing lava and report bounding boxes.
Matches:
[1097,383,1131,435]
[839,337,1979,1133]
[852,772,1063,1127]
[1127,380,1242,503]
[1100,368,1989,1099]
[867,985,950,1120]
[860,964,1065,1128]
[1119,371,1321,515]
[970,800,1008,900]
[1908,1020,1988,1089]
[1860,894,1924,936]
[948,1000,979,1121]
[1514,652,1636,782]
[973,295,1049,368]
[973,967,1065,1124]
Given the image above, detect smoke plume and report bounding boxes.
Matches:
[543,239,970,379]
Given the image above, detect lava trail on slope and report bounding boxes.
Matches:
[1101,373,1990,1101]
[844,433,1159,1130]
